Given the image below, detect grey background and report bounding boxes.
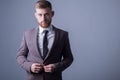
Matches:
[0,0,120,80]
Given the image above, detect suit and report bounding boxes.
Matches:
[16,26,73,80]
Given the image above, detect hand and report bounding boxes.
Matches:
[31,63,43,73]
[44,64,55,73]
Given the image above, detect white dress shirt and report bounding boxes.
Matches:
[38,25,55,56]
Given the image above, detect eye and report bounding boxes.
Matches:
[38,14,42,16]
[45,13,50,16]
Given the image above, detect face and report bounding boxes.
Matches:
[35,8,54,28]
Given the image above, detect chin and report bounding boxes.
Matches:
[41,25,49,28]
[39,22,51,28]
[42,26,49,28]
[40,24,50,28]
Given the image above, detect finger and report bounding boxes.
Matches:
[44,65,54,70]
[44,65,51,68]
[44,67,52,72]
[34,63,41,66]
[35,64,43,69]
[35,67,43,71]
[34,70,39,73]
[35,66,41,69]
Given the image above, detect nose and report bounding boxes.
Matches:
[41,15,46,21]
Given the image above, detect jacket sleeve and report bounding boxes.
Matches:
[54,32,73,72]
[16,32,33,73]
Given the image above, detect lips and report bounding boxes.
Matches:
[42,22,48,25]
[42,21,47,24]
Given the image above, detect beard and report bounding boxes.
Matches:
[39,20,51,28]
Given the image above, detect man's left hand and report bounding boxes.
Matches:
[44,64,55,73]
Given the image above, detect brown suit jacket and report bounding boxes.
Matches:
[16,26,73,80]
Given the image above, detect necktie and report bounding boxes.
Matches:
[43,30,48,59]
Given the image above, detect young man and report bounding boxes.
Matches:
[16,0,73,80]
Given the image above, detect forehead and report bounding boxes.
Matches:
[35,8,51,13]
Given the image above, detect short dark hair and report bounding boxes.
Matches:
[35,0,52,10]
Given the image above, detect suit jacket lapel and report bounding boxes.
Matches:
[34,27,43,61]
[44,26,59,61]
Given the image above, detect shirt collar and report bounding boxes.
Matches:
[39,24,53,34]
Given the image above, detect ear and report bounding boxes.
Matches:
[34,12,37,19]
[51,11,54,17]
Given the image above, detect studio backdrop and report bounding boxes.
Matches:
[0,0,120,80]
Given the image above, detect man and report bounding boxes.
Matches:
[16,0,73,80]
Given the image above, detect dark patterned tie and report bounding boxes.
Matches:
[43,30,48,59]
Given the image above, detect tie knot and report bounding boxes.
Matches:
[44,30,48,34]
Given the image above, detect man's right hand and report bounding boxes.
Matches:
[31,63,43,73]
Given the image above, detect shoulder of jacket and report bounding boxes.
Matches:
[25,28,37,33]
[53,26,68,34]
